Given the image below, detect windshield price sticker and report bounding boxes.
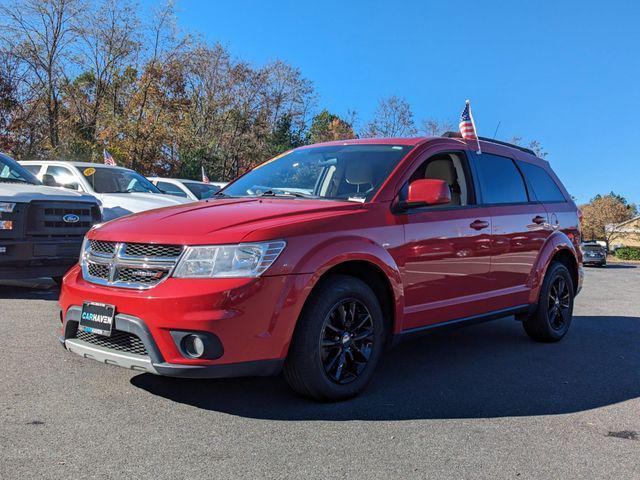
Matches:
[83,167,96,177]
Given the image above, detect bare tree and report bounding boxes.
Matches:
[510,135,548,158]
[362,96,417,138]
[420,118,454,136]
[65,0,139,147]
[0,0,80,150]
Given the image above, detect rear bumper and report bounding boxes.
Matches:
[59,266,312,376]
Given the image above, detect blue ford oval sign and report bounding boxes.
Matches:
[63,214,80,223]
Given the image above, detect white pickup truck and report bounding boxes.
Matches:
[1,153,101,282]
[20,161,192,221]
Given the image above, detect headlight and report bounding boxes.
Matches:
[172,240,286,278]
[0,202,16,213]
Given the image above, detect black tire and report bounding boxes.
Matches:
[523,262,574,342]
[283,274,386,402]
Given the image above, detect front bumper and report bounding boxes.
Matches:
[59,265,312,377]
[0,237,83,278]
[60,306,283,377]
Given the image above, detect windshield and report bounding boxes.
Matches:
[76,166,161,194]
[184,182,220,200]
[0,154,40,185]
[582,244,603,252]
[222,144,414,202]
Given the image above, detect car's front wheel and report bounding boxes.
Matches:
[523,262,575,342]
[283,275,386,401]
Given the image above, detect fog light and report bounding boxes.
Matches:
[182,334,205,358]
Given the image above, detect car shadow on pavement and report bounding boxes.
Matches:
[131,315,640,421]
[600,264,638,269]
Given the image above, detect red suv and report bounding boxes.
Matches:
[59,134,583,401]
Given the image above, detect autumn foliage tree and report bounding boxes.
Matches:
[580,193,638,248]
[0,0,552,182]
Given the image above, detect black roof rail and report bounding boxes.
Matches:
[441,131,536,156]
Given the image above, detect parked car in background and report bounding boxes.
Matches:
[59,135,582,401]
[148,177,226,201]
[20,161,192,220]
[581,242,607,266]
[0,153,101,283]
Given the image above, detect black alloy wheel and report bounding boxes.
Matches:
[320,298,374,384]
[284,274,385,401]
[523,261,575,342]
[547,275,571,331]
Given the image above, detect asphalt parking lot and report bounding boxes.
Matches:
[1,266,639,479]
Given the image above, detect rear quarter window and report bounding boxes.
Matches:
[518,161,566,202]
[474,153,528,204]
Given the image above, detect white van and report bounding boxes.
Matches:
[21,161,192,221]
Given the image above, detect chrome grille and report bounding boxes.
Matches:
[124,243,183,258]
[89,240,116,255]
[88,262,110,279]
[117,267,169,284]
[81,241,182,289]
[76,328,148,356]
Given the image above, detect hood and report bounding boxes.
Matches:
[90,198,363,244]
[99,192,193,220]
[0,182,99,204]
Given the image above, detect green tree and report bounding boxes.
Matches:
[307,109,355,144]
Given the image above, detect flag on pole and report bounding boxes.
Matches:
[103,149,116,166]
[201,165,210,183]
[459,100,481,154]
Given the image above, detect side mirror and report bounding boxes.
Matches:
[42,174,58,187]
[402,179,451,208]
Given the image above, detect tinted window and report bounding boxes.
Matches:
[475,154,528,204]
[183,182,220,199]
[75,166,160,194]
[156,181,189,198]
[0,154,40,185]
[23,164,41,175]
[518,161,566,202]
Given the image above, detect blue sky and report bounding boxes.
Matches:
[167,0,639,205]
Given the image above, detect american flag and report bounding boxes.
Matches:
[459,100,481,153]
[201,165,210,183]
[103,149,116,166]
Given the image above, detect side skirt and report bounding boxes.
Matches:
[392,304,531,347]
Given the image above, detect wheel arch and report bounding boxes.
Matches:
[528,231,580,304]
[295,239,404,337]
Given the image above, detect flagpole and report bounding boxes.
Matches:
[466,100,481,154]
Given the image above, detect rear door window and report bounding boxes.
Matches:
[46,165,80,189]
[474,153,528,204]
[518,161,566,202]
[156,181,189,198]
[23,164,42,175]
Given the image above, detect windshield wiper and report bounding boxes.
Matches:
[259,190,318,199]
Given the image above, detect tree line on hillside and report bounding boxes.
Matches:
[0,0,546,181]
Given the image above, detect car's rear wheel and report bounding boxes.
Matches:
[283,274,385,401]
[523,262,574,342]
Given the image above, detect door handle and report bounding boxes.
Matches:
[470,220,489,230]
[532,215,546,225]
